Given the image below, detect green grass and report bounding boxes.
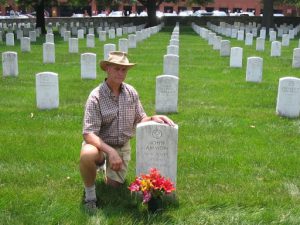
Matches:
[1,25,300,224]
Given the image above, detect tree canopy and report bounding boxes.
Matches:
[15,0,90,34]
[136,0,214,27]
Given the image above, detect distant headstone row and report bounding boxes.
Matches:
[191,22,300,119]
[137,24,180,187]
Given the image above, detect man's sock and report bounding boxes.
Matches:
[85,184,96,202]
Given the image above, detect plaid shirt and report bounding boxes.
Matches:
[83,81,146,146]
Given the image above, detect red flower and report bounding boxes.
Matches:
[128,168,176,204]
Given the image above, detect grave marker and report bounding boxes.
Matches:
[36,72,59,109]
[276,77,300,118]
[136,121,178,186]
[155,75,179,113]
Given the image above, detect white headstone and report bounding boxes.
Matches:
[108,29,115,39]
[260,29,266,39]
[167,45,179,56]
[29,30,36,42]
[104,44,116,60]
[213,36,222,50]
[208,32,215,45]
[231,29,237,38]
[269,31,277,41]
[271,41,281,57]
[136,121,178,186]
[237,30,244,41]
[88,27,94,35]
[163,54,179,77]
[256,37,265,51]
[99,31,106,41]
[2,51,18,77]
[86,34,95,48]
[220,40,230,57]
[16,29,23,40]
[230,47,243,68]
[289,29,295,39]
[276,77,300,118]
[246,57,263,83]
[118,38,128,53]
[21,37,31,52]
[69,38,79,53]
[6,33,14,46]
[282,34,290,46]
[46,33,54,43]
[71,26,78,36]
[116,27,122,37]
[292,48,300,68]
[128,34,137,48]
[36,72,59,109]
[77,29,84,39]
[170,39,179,46]
[81,53,96,79]
[64,31,71,41]
[245,33,253,45]
[43,43,55,63]
[155,75,179,113]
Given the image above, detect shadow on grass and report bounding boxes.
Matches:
[81,179,179,223]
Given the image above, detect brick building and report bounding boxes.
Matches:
[90,0,298,17]
[1,0,298,17]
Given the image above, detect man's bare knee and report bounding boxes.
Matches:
[80,144,103,164]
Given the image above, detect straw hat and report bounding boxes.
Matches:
[100,51,135,71]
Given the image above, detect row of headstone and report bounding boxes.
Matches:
[193,23,300,71]
[207,21,300,40]
[136,24,179,188]
[2,29,41,46]
[156,25,180,114]
[192,23,300,118]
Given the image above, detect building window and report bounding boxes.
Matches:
[192,7,201,12]
[233,8,242,13]
[219,7,228,13]
[164,6,173,13]
[205,7,214,12]
[178,6,187,12]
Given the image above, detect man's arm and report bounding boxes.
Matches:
[83,133,123,171]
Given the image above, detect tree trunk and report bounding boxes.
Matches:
[261,0,274,34]
[36,0,46,34]
[146,1,157,28]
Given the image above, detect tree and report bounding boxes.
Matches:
[261,0,300,32]
[261,0,274,33]
[16,0,90,35]
[136,0,213,28]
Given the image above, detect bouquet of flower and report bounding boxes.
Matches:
[128,168,176,203]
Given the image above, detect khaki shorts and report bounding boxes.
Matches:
[106,141,131,184]
[81,140,131,184]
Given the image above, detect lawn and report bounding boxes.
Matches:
[0,24,300,225]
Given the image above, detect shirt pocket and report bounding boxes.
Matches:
[101,108,118,125]
[124,103,136,128]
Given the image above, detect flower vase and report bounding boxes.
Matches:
[147,197,163,213]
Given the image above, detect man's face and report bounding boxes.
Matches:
[106,64,129,84]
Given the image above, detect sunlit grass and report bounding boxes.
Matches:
[0,25,300,224]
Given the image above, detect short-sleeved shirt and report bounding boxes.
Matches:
[83,81,146,146]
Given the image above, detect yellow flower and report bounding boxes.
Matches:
[141,179,153,192]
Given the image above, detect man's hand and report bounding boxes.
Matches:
[108,148,123,171]
[151,115,175,126]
